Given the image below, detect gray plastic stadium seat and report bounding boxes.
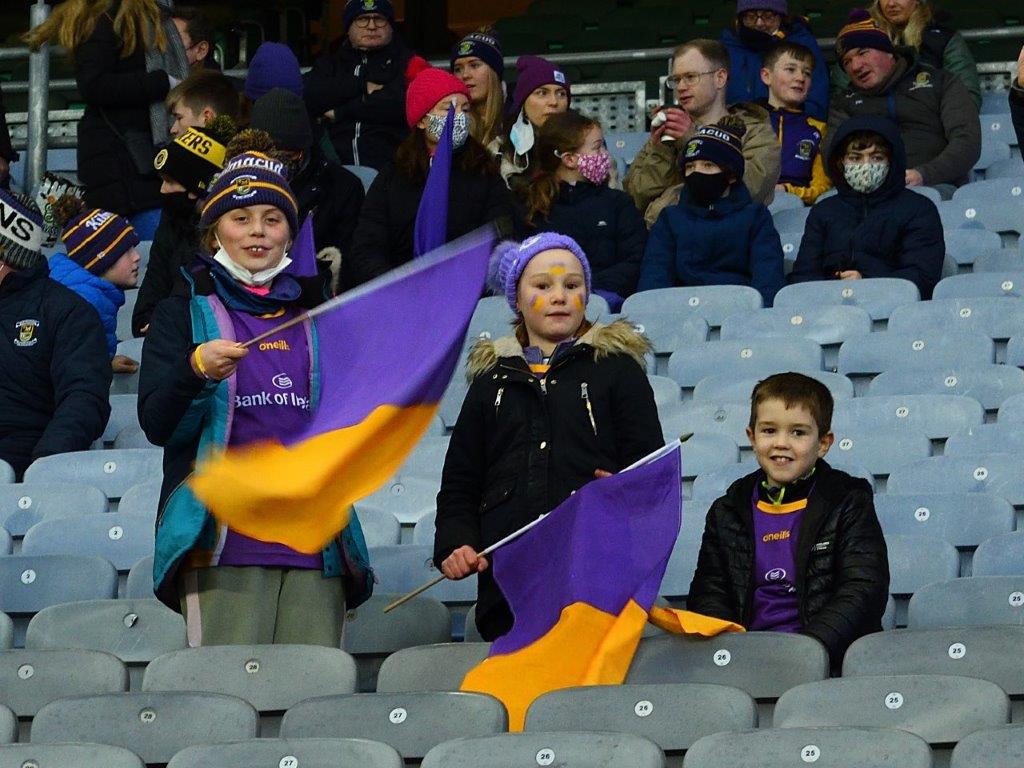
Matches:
[829,431,932,477]
[648,374,682,410]
[974,249,1024,273]
[356,477,439,525]
[101,394,141,445]
[359,510,402,547]
[768,189,804,213]
[887,454,1024,506]
[31,692,257,762]
[111,340,144,394]
[117,481,161,517]
[0,614,10,650]
[370,545,476,603]
[167,737,404,768]
[23,449,163,500]
[886,534,960,597]
[668,339,822,391]
[113,425,156,449]
[398,437,450,479]
[773,278,919,321]
[683,727,933,768]
[946,425,1024,457]
[932,272,1024,300]
[868,365,1024,411]
[622,286,763,329]
[838,331,994,379]
[775,674,1009,748]
[343,164,378,192]
[771,206,810,232]
[720,305,871,368]
[888,297,1024,344]
[525,682,756,757]
[909,576,1024,628]
[831,395,983,440]
[628,314,708,360]
[116,290,139,345]
[679,434,740,481]
[375,642,490,693]
[22,513,155,571]
[0,706,10,745]
[0,743,144,768]
[693,370,854,404]
[0,462,12,485]
[411,512,436,545]
[0,648,126,718]
[0,528,8,555]
[281,691,506,760]
[951,724,1024,768]
[945,228,1003,266]
[661,402,749,446]
[423,731,666,768]
[949,179,1024,234]
[1009,336,1024,368]
[661,500,713,601]
[438,376,470,431]
[973,531,1024,576]
[125,556,154,598]
[0,482,108,536]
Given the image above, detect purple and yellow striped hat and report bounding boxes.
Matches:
[198,151,299,234]
[61,208,140,276]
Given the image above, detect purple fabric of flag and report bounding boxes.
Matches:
[285,213,319,277]
[413,104,454,259]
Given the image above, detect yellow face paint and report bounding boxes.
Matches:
[531,294,545,311]
[573,295,585,311]
[549,264,567,275]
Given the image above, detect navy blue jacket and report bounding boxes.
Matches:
[48,253,125,358]
[515,181,647,299]
[638,181,786,306]
[0,261,111,477]
[1011,84,1024,150]
[789,115,945,299]
[721,19,830,121]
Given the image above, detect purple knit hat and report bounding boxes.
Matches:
[61,208,140,276]
[244,42,303,101]
[494,233,591,314]
[508,55,571,119]
[736,0,788,15]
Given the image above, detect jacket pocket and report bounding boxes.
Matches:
[480,478,517,514]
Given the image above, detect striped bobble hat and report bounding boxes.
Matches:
[0,188,45,270]
[836,8,895,56]
[199,149,299,234]
[61,207,140,276]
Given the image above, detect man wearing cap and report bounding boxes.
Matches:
[303,0,414,170]
[827,9,979,189]
[0,190,111,479]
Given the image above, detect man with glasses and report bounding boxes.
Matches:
[625,39,780,227]
[304,0,413,170]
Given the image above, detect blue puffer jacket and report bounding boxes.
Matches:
[638,180,785,306]
[789,115,945,299]
[721,19,830,122]
[47,253,124,358]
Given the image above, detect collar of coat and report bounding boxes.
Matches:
[466,319,651,380]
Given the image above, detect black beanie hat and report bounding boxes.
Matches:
[682,116,748,179]
[250,88,314,152]
[154,125,229,197]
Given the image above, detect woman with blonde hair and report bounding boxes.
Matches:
[25,0,189,231]
[450,29,506,150]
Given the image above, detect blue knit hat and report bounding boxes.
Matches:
[494,233,591,314]
[682,118,747,179]
[0,189,44,270]
[199,151,299,234]
[244,42,303,101]
[344,0,395,29]
[450,31,504,80]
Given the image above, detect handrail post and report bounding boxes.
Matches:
[25,0,50,197]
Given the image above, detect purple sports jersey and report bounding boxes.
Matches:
[748,486,806,632]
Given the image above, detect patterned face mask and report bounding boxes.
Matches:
[843,160,889,194]
[575,151,612,185]
[426,110,470,149]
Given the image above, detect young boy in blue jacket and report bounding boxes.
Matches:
[48,196,142,372]
[637,116,785,306]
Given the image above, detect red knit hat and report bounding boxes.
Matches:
[404,56,471,128]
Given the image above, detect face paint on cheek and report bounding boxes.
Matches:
[530,294,544,311]
[572,295,585,311]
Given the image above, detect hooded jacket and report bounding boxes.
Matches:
[132,200,198,337]
[688,460,890,669]
[826,49,980,187]
[721,18,831,121]
[47,253,125,358]
[1011,82,1024,150]
[625,102,781,227]
[0,261,111,478]
[638,180,786,306]
[291,144,366,261]
[789,115,945,299]
[303,36,414,170]
[433,320,664,641]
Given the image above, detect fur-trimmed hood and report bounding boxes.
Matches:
[466,319,650,380]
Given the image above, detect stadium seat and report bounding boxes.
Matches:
[828,431,932,477]
[605,131,649,174]
[356,477,439,526]
[411,512,435,545]
[438,376,470,431]
[888,297,1024,353]
[768,190,804,214]
[932,271,1024,299]
[667,338,823,392]
[1009,336,1024,367]
[25,599,186,689]
[23,449,163,501]
[831,395,984,440]
[0,528,8,555]
[0,614,10,650]
[167,737,404,768]
[950,178,1024,234]
[984,157,1024,181]
[369,545,476,604]
[281,691,507,761]
[946,424,1024,457]
[629,315,708,373]
[113,425,156,449]
[944,228,1003,267]
[0,705,11,745]
[771,206,810,232]
[773,674,1009,748]
[999,392,1024,423]
[660,402,749,446]
[692,370,854,404]
[22,512,154,571]
[397,437,450,480]
[974,248,1024,272]
[626,633,829,725]
[0,483,108,537]
[868,365,1024,412]
[0,743,144,767]
[887,533,960,600]
[343,594,452,692]
[31,691,258,763]
[101,394,141,446]
[421,731,666,768]
[887,454,1024,506]
[125,555,153,598]
[951,724,1024,768]
[837,331,994,386]
[115,289,138,344]
[648,374,682,410]
[975,138,1013,175]
[678,433,741,481]
[773,278,919,322]
[111,339,144,394]
[0,461,12,485]
[343,164,378,193]
[973,531,1024,576]
[660,500,712,601]
[524,682,757,758]
[466,296,514,342]
[684,726,932,768]
[622,285,763,329]
[375,642,491,693]
[357,510,402,548]
[909,576,1024,628]
[117,480,160,516]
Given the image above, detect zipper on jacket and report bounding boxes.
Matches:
[581,382,597,435]
[494,386,504,414]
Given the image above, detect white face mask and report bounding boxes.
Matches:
[509,110,536,156]
[212,236,292,287]
[426,109,470,149]
[843,160,889,194]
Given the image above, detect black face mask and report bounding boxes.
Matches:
[161,192,196,217]
[737,23,778,52]
[686,171,731,206]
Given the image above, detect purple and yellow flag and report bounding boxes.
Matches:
[189,226,496,553]
[460,443,742,730]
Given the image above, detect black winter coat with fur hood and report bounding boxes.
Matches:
[434,320,664,641]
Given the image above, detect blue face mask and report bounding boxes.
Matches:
[426,110,470,150]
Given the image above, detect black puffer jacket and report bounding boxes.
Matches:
[434,321,664,641]
[132,200,198,336]
[688,460,889,668]
[1012,83,1024,150]
[291,145,365,258]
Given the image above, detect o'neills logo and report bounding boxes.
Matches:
[226,153,285,177]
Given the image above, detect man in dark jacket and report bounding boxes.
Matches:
[303,0,413,170]
[827,11,980,189]
[790,115,945,299]
[0,190,111,479]
[1011,45,1024,150]
[0,82,15,190]
[688,373,889,669]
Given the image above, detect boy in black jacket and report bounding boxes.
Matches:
[688,372,889,669]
